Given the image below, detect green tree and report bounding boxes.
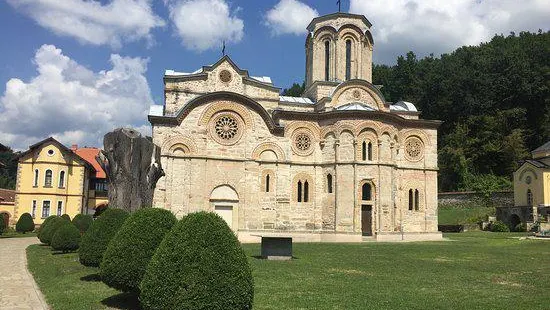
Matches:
[282,81,305,97]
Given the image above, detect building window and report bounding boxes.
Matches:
[58,171,65,188]
[368,142,373,161]
[362,183,372,201]
[327,174,333,193]
[362,141,367,161]
[527,189,533,206]
[345,40,352,80]
[415,189,420,211]
[265,174,270,192]
[297,181,302,202]
[57,201,63,216]
[44,169,52,187]
[42,201,50,218]
[304,181,309,202]
[325,40,330,81]
[31,200,37,218]
[409,189,413,211]
[34,169,39,187]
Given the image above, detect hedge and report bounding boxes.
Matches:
[100,208,177,293]
[79,208,129,267]
[61,214,71,221]
[490,220,510,232]
[140,212,254,310]
[51,222,81,253]
[37,215,57,239]
[16,213,35,233]
[39,216,70,245]
[72,214,93,233]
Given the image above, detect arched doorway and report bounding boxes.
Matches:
[360,181,374,236]
[1,212,9,228]
[509,214,521,231]
[210,185,239,230]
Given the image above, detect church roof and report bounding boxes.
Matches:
[307,12,372,31]
[337,102,375,111]
[279,96,314,105]
[532,140,550,159]
[523,159,549,169]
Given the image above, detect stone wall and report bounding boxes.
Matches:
[438,191,514,208]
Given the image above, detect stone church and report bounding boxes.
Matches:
[148,12,442,242]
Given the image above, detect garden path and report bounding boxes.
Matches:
[0,238,49,309]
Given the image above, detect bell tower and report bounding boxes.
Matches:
[304,13,374,101]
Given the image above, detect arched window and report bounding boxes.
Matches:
[527,189,533,206]
[345,40,352,80]
[362,183,372,201]
[33,169,39,187]
[58,171,65,188]
[368,142,373,161]
[408,189,413,211]
[304,181,309,202]
[362,141,367,161]
[325,40,330,81]
[44,169,53,187]
[415,189,420,211]
[327,174,333,193]
[297,181,302,202]
[265,174,270,192]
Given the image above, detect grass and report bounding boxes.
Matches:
[0,230,37,238]
[27,232,549,310]
[438,204,495,225]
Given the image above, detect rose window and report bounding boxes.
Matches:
[295,133,311,151]
[215,115,238,140]
[219,70,232,83]
[405,137,423,161]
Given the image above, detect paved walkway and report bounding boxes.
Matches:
[0,238,49,310]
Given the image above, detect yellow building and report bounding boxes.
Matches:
[13,137,108,226]
[502,141,550,228]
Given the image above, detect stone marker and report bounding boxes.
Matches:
[261,237,292,260]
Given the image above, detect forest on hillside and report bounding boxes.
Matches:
[283,31,550,192]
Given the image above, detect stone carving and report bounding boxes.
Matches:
[405,136,424,161]
[209,111,244,145]
[97,128,164,212]
[219,69,232,83]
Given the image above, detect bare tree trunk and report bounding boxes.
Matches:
[97,128,164,213]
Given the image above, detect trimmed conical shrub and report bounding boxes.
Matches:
[61,214,71,221]
[39,216,69,245]
[140,212,254,310]
[37,215,57,239]
[79,208,129,267]
[72,214,93,233]
[16,213,35,233]
[51,222,81,253]
[101,208,177,293]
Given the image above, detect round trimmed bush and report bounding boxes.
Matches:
[490,220,510,232]
[37,215,57,239]
[51,222,81,253]
[100,208,177,293]
[39,216,70,245]
[72,214,93,233]
[61,214,71,221]
[16,213,35,233]
[79,208,129,267]
[140,212,254,310]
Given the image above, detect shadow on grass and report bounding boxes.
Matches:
[80,273,102,282]
[251,255,299,260]
[101,292,140,310]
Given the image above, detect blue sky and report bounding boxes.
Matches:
[1,0,548,150]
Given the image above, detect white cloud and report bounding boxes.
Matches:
[0,44,154,150]
[264,0,319,36]
[165,0,244,51]
[349,0,550,64]
[6,0,165,49]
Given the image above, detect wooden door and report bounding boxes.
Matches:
[361,205,372,236]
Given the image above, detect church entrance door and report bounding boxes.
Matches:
[215,205,233,229]
[361,205,372,236]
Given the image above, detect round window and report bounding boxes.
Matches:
[47,149,55,156]
[291,129,314,156]
[219,70,232,83]
[525,176,532,184]
[405,136,424,161]
[209,111,244,145]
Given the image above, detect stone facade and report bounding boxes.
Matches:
[149,13,442,242]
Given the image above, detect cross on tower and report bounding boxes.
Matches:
[337,0,341,12]
[222,41,226,56]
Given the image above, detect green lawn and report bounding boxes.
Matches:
[27,232,549,310]
[0,230,37,238]
[438,204,495,225]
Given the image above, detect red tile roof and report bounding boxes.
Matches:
[74,148,107,179]
[0,188,15,203]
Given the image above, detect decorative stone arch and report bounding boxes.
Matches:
[209,184,239,230]
[260,169,275,194]
[292,172,314,203]
[401,180,425,211]
[320,126,336,140]
[365,29,374,48]
[519,167,538,182]
[338,24,364,39]
[284,121,321,139]
[356,130,378,161]
[161,135,197,157]
[355,120,382,136]
[379,125,398,140]
[251,142,285,162]
[358,179,376,202]
[330,80,387,111]
[332,121,357,138]
[400,129,430,146]
[313,25,338,40]
[199,100,254,131]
